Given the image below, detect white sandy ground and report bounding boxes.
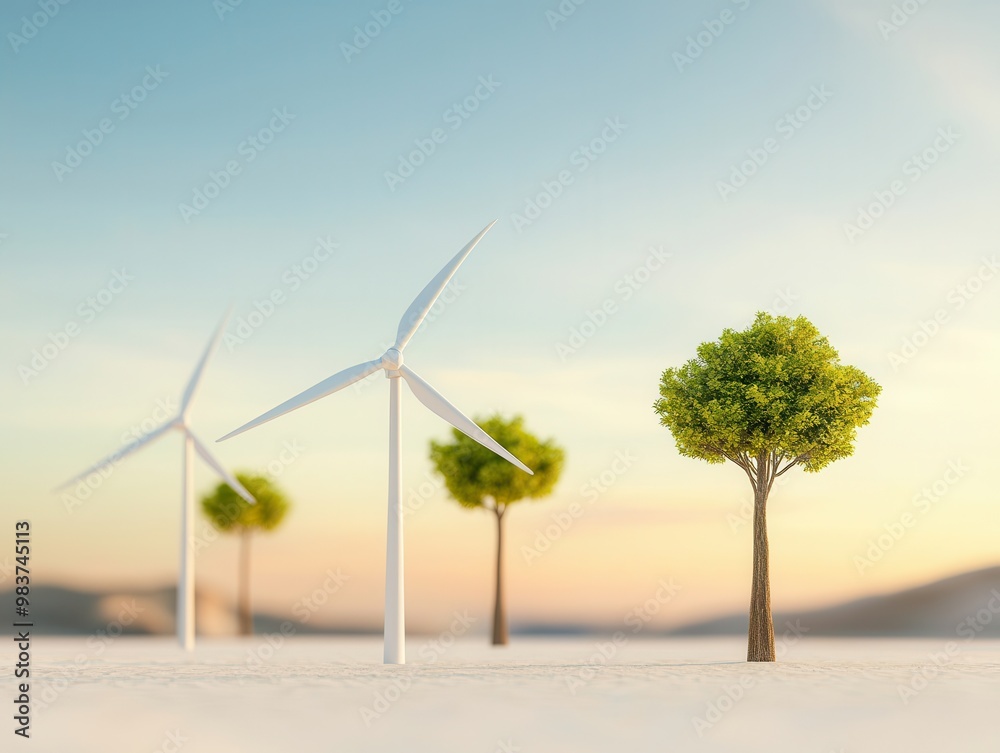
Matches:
[5,636,1000,752]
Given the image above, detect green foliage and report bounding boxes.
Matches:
[430,414,565,510]
[201,473,290,533]
[653,313,881,473]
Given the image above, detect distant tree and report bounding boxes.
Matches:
[431,415,564,646]
[653,313,880,661]
[201,473,290,636]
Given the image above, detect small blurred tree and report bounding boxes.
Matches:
[201,473,290,636]
[431,415,564,646]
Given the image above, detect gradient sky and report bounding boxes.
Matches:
[1,0,998,632]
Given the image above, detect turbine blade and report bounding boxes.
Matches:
[217,359,384,442]
[187,430,255,504]
[180,308,232,414]
[55,421,174,490]
[399,365,533,475]
[393,220,497,350]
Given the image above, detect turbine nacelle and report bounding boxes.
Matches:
[381,347,404,372]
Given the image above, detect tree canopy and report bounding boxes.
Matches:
[202,473,290,532]
[430,414,564,510]
[653,313,881,484]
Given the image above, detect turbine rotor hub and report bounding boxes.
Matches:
[381,348,404,371]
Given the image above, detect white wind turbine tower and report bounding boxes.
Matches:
[58,314,255,651]
[218,220,532,664]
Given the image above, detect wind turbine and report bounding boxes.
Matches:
[218,220,532,664]
[58,314,254,651]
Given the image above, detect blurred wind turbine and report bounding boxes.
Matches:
[57,313,254,651]
[218,220,532,664]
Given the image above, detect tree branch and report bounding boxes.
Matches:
[774,454,809,478]
[733,458,758,493]
[713,446,757,493]
[718,449,757,493]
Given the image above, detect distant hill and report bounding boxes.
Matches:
[5,567,999,637]
[0,584,376,636]
[669,566,1000,638]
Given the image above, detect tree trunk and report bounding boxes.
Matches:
[747,482,775,661]
[491,507,508,646]
[239,528,253,637]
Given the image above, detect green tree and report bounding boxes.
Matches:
[201,473,291,636]
[431,415,564,646]
[653,313,880,661]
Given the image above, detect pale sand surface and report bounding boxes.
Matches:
[7,636,999,752]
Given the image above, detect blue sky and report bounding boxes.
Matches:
[2,0,999,630]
